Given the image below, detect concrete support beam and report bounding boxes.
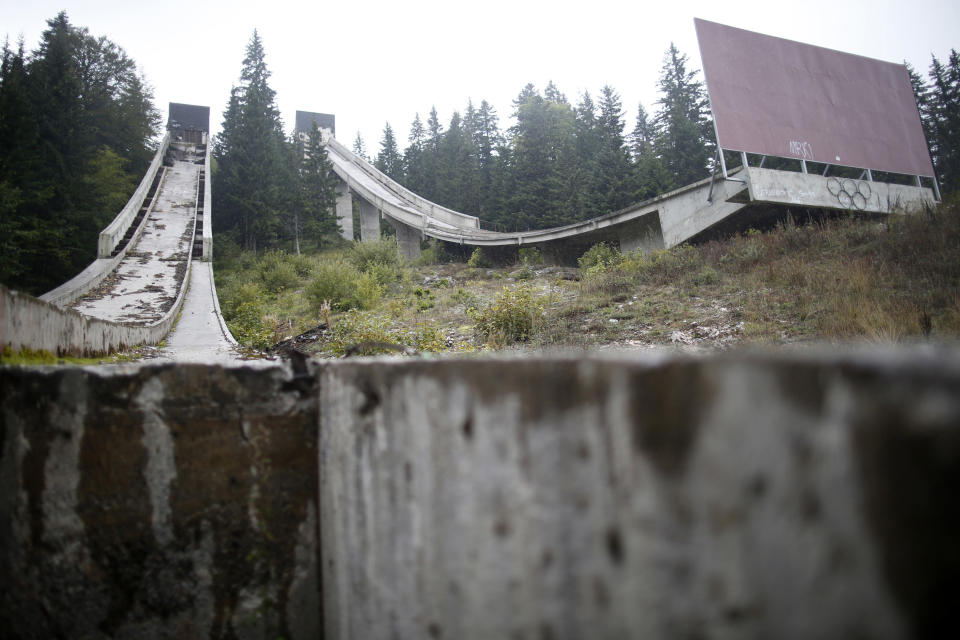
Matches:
[357,198,380,243]
[618,213,665,255]
[385,218,422,261]
[335,183,354,241]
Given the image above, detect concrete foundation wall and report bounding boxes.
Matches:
[2,350,959,639]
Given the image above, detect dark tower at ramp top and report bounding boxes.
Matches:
[168,103,210,144]
[295,110,336,138]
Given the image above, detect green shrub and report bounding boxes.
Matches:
[306,260,364,311]
[690,265,720,286]
[257,251,300,293]
[467,247,490,268]
[518,247,543,266]
[364,260,401,288]
[355,271,384,309]
[470,284,545,346]
[622,244,702,283]
[578,243,622,270]
[222,282,273,350]
[350,239,402,271]
[414,243,450,266]
[721,229,766,268]
[347,239,403,287]
[326,311,452,356]
[290,253,314,278]
[413,286,435,311]
[404,324,448,352]
[513,267,534,280]
[327,310,396,355]
[451,287,480,310]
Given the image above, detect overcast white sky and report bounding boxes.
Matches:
[2,0,957,153]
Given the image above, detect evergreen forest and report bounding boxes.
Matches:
[0,12,160,294]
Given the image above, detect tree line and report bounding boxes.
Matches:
[0,12,160,294]
[909,51,960,196]
[365,43,712,231]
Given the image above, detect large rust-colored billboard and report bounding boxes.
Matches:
[695,18,935,178]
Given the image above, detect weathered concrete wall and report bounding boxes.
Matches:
[2,351,959,639]
[385,217,423,261]
[335,182,355,241]
[0,362,319,640]
[618,212,665,254]
[358,199,380,243]
[2,283,188,357]
[746,167,936,213]
[98,134,171,259]
[202,143,213,261]
[319,351,960,640]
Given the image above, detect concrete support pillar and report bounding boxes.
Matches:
[335,183,354,241]
[390,220,422,261]
[619,215,665,256]
[357,199,380,243]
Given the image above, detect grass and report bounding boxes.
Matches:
[212,198,960,357]
[0,344,160,366]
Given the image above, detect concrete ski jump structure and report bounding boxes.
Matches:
[1,105,238,360]
[1,21,942,359]
[322,133,937,263]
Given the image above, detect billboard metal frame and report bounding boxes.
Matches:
[695,18,941,202]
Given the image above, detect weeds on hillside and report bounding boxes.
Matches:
[215,199,960,355]
[470,284,546,346]
[564,201,960,345]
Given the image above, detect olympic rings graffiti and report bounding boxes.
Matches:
[826,177,872,210]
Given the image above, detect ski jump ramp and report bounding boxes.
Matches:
[323,132,935,261]
[2,106,240,360]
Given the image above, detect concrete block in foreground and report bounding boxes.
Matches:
[0,362,319,640]
[1,350,958,639]
[319,350,960,640]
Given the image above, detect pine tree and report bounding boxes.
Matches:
[473,100,501,215]
[591,85,634,215]
[436,111,478,212]
[653,43,712,188]
[0,39,35,283]
[420,106,444,200]
[352,131,368,161]
[298,121,339,250]
[404,113,428,195]
[374,122,403,181]
[507,84,578,228]
[213,30,289,251]
[630,103,654,160]
[927,51,960,195]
